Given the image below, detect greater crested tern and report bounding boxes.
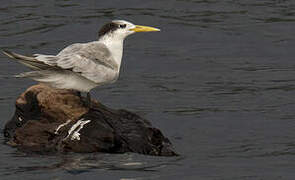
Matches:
[2,20,160,107]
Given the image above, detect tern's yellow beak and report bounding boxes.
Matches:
[130,25,160,32]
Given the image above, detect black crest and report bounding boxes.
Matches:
[98,22,119,37]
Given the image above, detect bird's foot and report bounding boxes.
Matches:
[76,91,92,109]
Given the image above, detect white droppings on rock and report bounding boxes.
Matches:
[65,118,91,141]
[55,119,71,134]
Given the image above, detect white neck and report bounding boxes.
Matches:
[98,35,124,71]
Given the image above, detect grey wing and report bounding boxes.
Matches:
[33,43,85,66]
[35,43,119,83]
[57,43,85,56]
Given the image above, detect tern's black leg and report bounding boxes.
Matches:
[86,92,91,108]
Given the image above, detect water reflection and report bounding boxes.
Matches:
[4,153,182,176]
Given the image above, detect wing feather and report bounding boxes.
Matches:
[34,42,118,84]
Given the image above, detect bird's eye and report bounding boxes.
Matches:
[119,24,126,28]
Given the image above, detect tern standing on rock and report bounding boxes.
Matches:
[2,20,160,107]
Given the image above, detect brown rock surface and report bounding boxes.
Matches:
[4,84,177,156]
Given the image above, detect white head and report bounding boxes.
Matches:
[97,20,160,69]
[98,20,160,41]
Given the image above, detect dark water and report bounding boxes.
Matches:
[1,0,295,179]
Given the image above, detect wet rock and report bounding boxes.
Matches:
[3,84,177,156]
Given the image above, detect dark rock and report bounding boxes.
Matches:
[4,84,177,156]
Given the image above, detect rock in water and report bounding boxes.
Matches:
[3,84,177,156]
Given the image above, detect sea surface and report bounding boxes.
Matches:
[1,0,295,179]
